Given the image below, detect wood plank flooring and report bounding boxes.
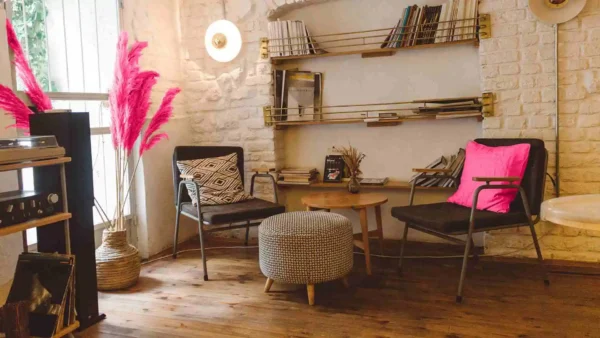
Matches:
[78,239,600,338]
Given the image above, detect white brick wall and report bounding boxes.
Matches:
[480,0,600,261]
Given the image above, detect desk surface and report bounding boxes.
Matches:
[541,194,600,230]
[301,191,388,209]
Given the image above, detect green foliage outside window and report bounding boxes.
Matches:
[11,0,57,92]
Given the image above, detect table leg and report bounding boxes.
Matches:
[375,205,384,254]
[359,208,372,275]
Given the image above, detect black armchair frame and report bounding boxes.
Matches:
[396,140,550,303]
[172,146,280,281]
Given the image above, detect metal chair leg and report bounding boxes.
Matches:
[173,182,185,259]
[173,206,181,259]
[244,221,250,246]
[398,224,409,274]
[456,230,473,304]
[530,223,550,286]
[198,219,208,281]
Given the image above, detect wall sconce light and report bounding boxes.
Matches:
[205,1,242,62]
[529,0,586,24]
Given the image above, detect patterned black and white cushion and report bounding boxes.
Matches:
[176,153,253,206]
[259,211,354,285]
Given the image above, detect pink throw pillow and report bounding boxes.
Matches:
[447,141,531,213]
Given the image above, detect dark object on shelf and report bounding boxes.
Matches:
[29,113,105,330]
[172,146,286,281]
[391,138,549,303]
[0,301,30,338]
[5,253,75,337]
[0,190,61,228]
[323,155,345,183]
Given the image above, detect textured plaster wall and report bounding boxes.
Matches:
[480,0,600,261]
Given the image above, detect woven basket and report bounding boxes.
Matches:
[95,230,141,291]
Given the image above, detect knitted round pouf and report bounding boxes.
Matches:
[259,211,353,305]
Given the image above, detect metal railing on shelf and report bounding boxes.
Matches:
[262,93,494,128]
[260,15,490,61]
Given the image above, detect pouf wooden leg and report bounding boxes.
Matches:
[264,278,274,293]
[307,284,315,306]
[341,276,350,288]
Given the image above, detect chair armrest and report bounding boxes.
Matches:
[252,167,276,174]
[180,173,195,180]
[473,176,520,184]
[250,172,279,204]
[412,168,452,173]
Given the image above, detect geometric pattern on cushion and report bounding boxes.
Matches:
[176,153,253,206]
[259,211,354,285]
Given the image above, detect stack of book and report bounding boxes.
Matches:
[278,168,319,185]
[414,97,481,118]
[410,148,466,187]
[381,0,479,49]
[268,20,323,57]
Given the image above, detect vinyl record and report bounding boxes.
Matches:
[529,0,587,24]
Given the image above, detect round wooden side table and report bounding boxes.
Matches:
[301,191,388,275]
[541,194,600,230]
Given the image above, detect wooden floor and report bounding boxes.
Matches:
[78,239,600,338]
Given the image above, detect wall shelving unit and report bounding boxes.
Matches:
[260,12,492,129]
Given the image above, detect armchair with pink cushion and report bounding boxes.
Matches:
[391,139,549,303]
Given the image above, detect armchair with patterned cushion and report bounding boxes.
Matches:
[172,146,285,281]
[391,139,550,303]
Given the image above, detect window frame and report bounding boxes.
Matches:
[4,0,135,232]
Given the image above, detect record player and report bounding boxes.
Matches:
[0,136,65,164]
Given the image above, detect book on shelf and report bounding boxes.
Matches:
[268,20,324,57]
[274,70,323,122]
[359,177,389,186]
[381,0,478,49]
[278,168,318,185]
[411,148,466,188]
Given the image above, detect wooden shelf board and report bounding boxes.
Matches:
[53,321,80,338]
[277,180,455,191]
[271,113,482,128]
[0,157,71,172]
[271,39,478,64]
[0,213,72,237]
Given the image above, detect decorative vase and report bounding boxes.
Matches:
[95,230,141,291]
[348,175,360,194]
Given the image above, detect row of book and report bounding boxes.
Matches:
[410,148,466,187]
[267,20,323,57]
[382,0,479,49]
[277,168,319,185]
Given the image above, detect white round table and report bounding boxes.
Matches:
[541,194,600,230]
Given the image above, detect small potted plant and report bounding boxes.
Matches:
[339,145,365,194]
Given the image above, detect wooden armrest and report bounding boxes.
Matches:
[412,168,452,173]
[180,174,195,180]
[252,167,276,174]
[473,176,520,183]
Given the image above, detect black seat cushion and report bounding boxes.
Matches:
[391,202,529,234]
[181,198,285,225]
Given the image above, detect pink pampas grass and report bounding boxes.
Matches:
[0,84,33,131]
[123,70,159,153]
[5,19,52,112]
[109,32,131,148]
[140,88,181,155]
